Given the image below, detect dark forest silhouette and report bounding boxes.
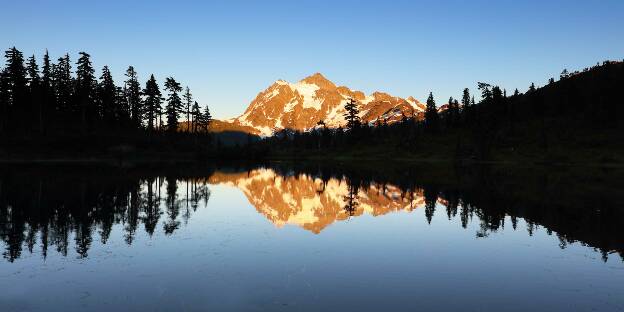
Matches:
[0,47,214,157]
[1,163,622,263]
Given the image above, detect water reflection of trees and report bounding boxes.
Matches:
[0,171,210,262]
[266,163,624,262]
[1,164,623,263]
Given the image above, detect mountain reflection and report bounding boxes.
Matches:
[1,164,623,263]
[209,169,426,233]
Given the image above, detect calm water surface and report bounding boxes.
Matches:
[0,164,623,311]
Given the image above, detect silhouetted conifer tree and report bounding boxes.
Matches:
[98,66,116,125]
[40,50,52,131]
[197,104,212,133]
[164,77,182,132]
[4,47,27,129]
[76,52,95,131]
[183,86,192,132]
[53,54,73,114]
[191,101,200,133]
[477,82,492,102]
[461,88,470,108]
[343,98,360,131]
[143,74,161,132]
[424,92,438,131]
[124,66,142,128]
[26,55,41,132]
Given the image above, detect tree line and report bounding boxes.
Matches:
[0,47,212,140]
[261,60,623,160]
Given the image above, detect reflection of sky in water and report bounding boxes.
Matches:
[1,171,623,311]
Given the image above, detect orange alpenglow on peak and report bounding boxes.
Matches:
[214,73,424,137]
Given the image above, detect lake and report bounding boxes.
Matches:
[1,163,623,311]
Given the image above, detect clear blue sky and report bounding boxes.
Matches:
[2,0,623,118]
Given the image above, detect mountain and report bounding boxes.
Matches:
[215,73,425,136]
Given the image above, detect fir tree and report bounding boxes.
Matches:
[4,47,27,117]
[424,92,439,131]
[98,66,116,123]
[41,50,51,90]
[40,50,53,130]
[124,66,142,127]
[26,55,41,132]
[183,86,192,132]
[164,77,182,132]
[142,74,161,132]
[477,82,492,101]
[343,98,360,131]
[26,55,40,88]
[461,88,471,107]
[197,104,212,133]
[53,54,73,113]
[76,52,95,131]
[191,101,201,133]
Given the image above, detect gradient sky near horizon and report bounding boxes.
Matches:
[2,0,623,118]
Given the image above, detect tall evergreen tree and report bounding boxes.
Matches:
[191,101,201,133]
[4,47,27,126]
[26,55,40,88]
[195,104,212,134]
[183,86,192,132]
[53,54,73,114]
[164,77,182,132]
[492,86,503,104]
[424,92,439,131]
[202,105,212,133]
[477,82,492,102]
[343,98,360,131]
[98,66,116,124]
[124,66,142,127]
[40,50,53,131]
[143,74,161,132]
[461,88,471,107]
[76,52,95,131]
[41,50,51,90]
[26,55,41,132]
[447,96,459,127]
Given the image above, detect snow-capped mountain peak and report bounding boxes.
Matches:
[224,73,422,136]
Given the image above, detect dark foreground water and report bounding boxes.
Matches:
[0,163,623,311]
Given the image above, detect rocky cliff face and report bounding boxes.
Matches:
[216,73,425,136]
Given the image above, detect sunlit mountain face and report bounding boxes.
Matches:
[209,168,427,233]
